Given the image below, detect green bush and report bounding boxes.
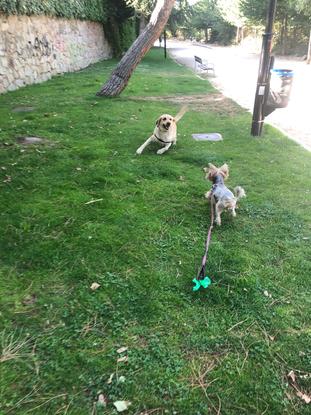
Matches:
[120,18,136,52]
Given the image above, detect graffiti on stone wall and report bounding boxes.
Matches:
[25,35,53,58]
[34,35,52,56]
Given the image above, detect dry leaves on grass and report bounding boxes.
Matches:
[113,400,131,412]
[117,346,128,354]
[117,346,128,363]
[287,370,311,404]
[97,393,108,407]
[107,373,115,384]
[117,355,128,363]
[90,282,100,291]
[3,175,12,183]
[22,294,37,306]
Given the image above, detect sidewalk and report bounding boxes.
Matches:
[167,39,311,152]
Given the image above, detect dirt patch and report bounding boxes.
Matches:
[17,136,50,145]
[129,93,243,115]
[12,106,35,113]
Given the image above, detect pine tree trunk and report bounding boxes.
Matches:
[281,15,288,55]
[97,0,176,97]
[139,14,147,35]
[307,29,311,64]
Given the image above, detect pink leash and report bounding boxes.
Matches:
[197,192,215,279]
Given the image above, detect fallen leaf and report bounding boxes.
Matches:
[118,376,126,383]
[117,346,128,354]
[288,370,296,383]
[113,400,131,412]
[107,373,114,384]
[22,294,37,306]
[90,282,100,291]
[296,390,311,404]
[3,175,12,183]
[97,393,107,407]
[117,356,128,363]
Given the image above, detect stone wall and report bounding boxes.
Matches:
[0,13,112,93]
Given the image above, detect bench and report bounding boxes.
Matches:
[194,55,215,75]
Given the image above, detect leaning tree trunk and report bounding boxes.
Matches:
[307,29,311,65]
[139,14,147,35]
[97,0,176,97]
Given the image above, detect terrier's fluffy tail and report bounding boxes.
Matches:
[234,186,246,201]
[175,105,188,123]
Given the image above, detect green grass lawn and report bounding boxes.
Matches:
[0,48,310,415]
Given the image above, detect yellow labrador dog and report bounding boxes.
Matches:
[136,106,187,155]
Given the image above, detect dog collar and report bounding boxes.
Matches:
[154,133,174,144]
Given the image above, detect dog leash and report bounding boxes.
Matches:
[192,184,217,291]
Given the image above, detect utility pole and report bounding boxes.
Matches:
[251,0,277,136]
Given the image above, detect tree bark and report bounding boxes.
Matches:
[280,15,288,55]
[139,14,147,35]
[97,0,176,97]
[307,29,311,64]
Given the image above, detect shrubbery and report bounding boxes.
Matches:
[0,0,107,22]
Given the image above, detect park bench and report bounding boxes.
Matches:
[194,55,215,76]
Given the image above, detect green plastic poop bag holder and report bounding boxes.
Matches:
[192,227,213,292]
[192,276,211,291]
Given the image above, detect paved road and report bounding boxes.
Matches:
[167,40,311,152]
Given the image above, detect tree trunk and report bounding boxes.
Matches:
[97,0,176,97]
[280,15,288,55]
[307,29,311,64]
[139,14,147,35]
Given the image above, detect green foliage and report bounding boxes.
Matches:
[217,0,245,27]
[126,0,156,16]
[295,0,311,16]
[167,0,193,37]
[120,18,137,51]
[103,0,136,57]
[241,0,311,54]
[0,48,310,414]
[0,0,107,22]
[191,0,236,44]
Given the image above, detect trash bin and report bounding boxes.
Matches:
[264,68,294,116]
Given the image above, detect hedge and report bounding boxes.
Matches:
[0,0,108,22]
